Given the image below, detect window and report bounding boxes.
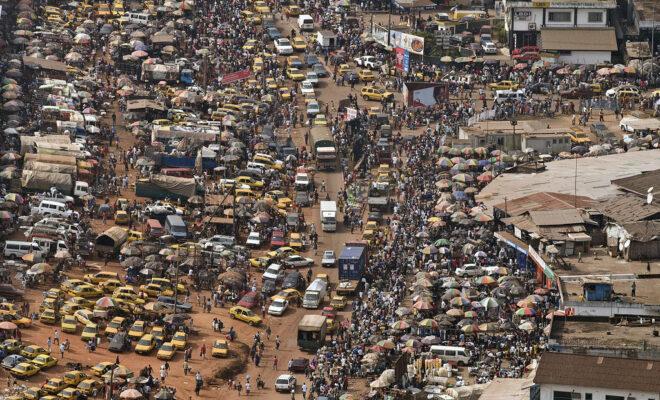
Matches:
[605,396,624,400]
[585,395,592,400]
[588,12,603,22]
[554,392,580,400]
[548,11,572,22]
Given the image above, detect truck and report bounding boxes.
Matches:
[302,278,327,309]
[297,315,327,351]
[319,201,337,232]
[309,126,337,171]
[135,174,198,202]
[20,170,90,200]
[337,243,368,296]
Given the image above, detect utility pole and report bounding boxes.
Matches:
[387,0,392,46]
[650,5,656,84]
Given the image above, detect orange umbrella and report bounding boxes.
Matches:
[413,300,433,310]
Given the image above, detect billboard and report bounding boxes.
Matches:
[395,48,405,71]
[388,30,425,55]
[403,82,447,107]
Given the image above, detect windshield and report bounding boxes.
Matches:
[83,326,97,333]
[305,293,319,301]
[138,338,151,346]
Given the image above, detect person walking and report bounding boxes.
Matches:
[200,342,207,359]
[273,355,278,370]
[631,281,637,297]
[195,372,203,396]
[245,382,251,396]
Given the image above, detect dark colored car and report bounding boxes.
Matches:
[266,27,282,40]
[527,82,553,95]
[559,86,595,99]
[2,354,27,369]
[270,229,287,248]
[312,63,328,77]
[155,296,193,313]
[367,211,383,224]
[294,191,310,207]
[108,332,131,353]
[282,271,305,291]
[304,54,319,67]
[237,292,259,309]
[287,213,301,232]
[261,280,277,296]
[288,358,310,373]
[344,72,359,84]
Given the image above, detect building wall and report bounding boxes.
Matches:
[521,135,572,154]
[544,8,575,28]
[539,383,659,400]
[557,50,612,64]
[511,8,544,31]
[576,9,607,27]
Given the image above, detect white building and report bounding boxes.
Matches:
[534,353,660,400]
[502,0,619,64]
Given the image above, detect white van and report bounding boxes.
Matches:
[31,237,69,256]
[125,12,151,25]
[494,89,526,104]
[303,278,328,309]
[429,346,471,365]
[4,241,46,261]
[31,200,73,218]
[298,15,314,31]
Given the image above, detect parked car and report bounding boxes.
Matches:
[455,263,482,277]
[246,231,261,247]
[237,292,259,309]
[108,332,131,353]
[283,255,314,268]
[267,298,288,316]
[288,358,309,373]
[275,374,297,392]
[321,250,336,267]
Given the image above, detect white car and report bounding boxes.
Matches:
[300,80,315,96]
[283,255,314,268]
[246,231,261,247]
[275,374,296,392]
[305,71,319,86]
[274,38,293,55]
[455,263,483,277]
[145,202,183,215]
[262,263,285,282]
[306,100,320,117]
[354,55,382,69]
[321,250,336,267]
[267,298,288,316]
[295,173,310,187]
[482,42,497,54]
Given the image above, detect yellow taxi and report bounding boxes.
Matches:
[126,230,143,242]
[58,387,81,400]
[330,295,347,310]
[74,309,94,325]
[242,39,258,51]
[236,176,264,189]
[240,10,261,25]
[42,378,68,395]
[361,86,393,101]
[30,354,57,369]
[139,283,172,298]
[111,2,124,16]
[21,345,49,359]
[61,279,86,292]
[265,190,292,208]
[23,387,42,400]
[212,339,229,357]
[1,338,22,353]
[90,362,114,377]
[10,362,40,378]
[271,289,301,302]
[279,87,292,101]
[171,331,187,350]
[83,271,120,285]
[135,334,156,354]
[99,279,123,294]
[95,3,112,17]
[113,292,145,305]
[81,323,99,342]
[67,296,95,309]
[114,210,129,225]
[2,312,32,328]
[286,68,305,81]
[266,246,298,259]
[60,315,77,334]
[67,284,102,299]
[289,233,304,250]
[40,308,59,325]
[77,379,103,396]
[253,1,270,13]
[104,316,126,336]
[367,106,381,118]
[253,57,264,73]
[249,256,273,269]
[152,326,166,343]
[265,77,278,90]
[313,114,328,126]
[292,36,306,51]
[150,278,186,294]
[113,285,138,296]
[45,288,65,300]
[156,342,176,360]
[39,298,58,313]
[358,69,375,82]
[128,320,146,340]
[338,64,351,75]
[229,306,262,326]
[63,371,87,386]
[284,5,300,16]
[488,80,519,91]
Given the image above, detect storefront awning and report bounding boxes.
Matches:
[494,231,528,254]
[540,28,617,51]
[568,232,592,242]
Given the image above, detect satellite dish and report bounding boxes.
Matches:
[624,239,631,249]
[648,192,654,205]
[648,187,654,193]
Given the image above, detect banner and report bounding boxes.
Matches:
[389,30,425,55]
[220,69,251,84]
[345,107,358,121]
[403,50,410,73]
[395,48,405,71]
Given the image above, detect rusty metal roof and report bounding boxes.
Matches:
[493,192,596,217]
[597,194,660,222]
[611,169,660,199]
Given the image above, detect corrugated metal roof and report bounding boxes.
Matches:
[611,169,660,199]
[597,194,660,222]
[529,209,584,226]
[493,192,596,217]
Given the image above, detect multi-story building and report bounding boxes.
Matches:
[503,0,619,64]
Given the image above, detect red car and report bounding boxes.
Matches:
[237,292,259,309]
[511,45,539,56]
[270,230,287,249]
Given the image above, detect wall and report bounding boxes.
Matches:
[576,9,607,27]
[540,383,658,400]
[521,135,572,154]
[557,50,612,64]
[544,8,574,28]
[511,7,544,31]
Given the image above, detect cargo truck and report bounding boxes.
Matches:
[337,242,368,296]
[319,200,337,232]
[302,278,327,309]
[309,126,337,171]
[297,315,327,351]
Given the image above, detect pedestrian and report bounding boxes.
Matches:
[46,337,52,353]
[183,360,190,375]
[631,281,636,297]
[200,342,207,359]
[301,382,307,398]
[275,335,281,350]
[195,372,203,396]
[54,330,60,345]
[245,382,251,396]
[59,343,65,359]
[160,365,168,382]
[273,355,278,370]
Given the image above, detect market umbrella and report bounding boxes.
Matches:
[120,389,143,399]
[436,157,454,168]
[446,308,464,317]
[461,324,481,334]
[434,238,450,246]
[121,257,143,268]
[395,307,411,317]
[418,319,438,329]
[405,339,421,348]
[518,321,536,331]
[441,289,461,300]
[442,279,461,289]
[4,193,23,203]
[54,250,71,259]
[96,297,116,308]
[421,335,440,345]
[452,173,474,183]
[391,320,411,330]
[376,339,395,349]
[463,310,478,319]
[0,322,18,330]
[476,275,496,286]
[421,245,438,255]
[516,307,536,317]
[435,179,452,189]
[413,300,433,310]
[28,263,50,275]
[449,296,471,307]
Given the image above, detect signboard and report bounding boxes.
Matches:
[528,245,555,281]
[403,50,410,73]
[345,107,358,121]
[389,30,425,55]
[395,47,405,71]
[514,10,532,20]
[219,69,251,85]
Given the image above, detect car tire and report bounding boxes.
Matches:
[363,95,369,100]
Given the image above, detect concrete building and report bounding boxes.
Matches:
[534,353,660,400]
[521,131,572,154]
[458,121,572,154]
[502,0,619,63]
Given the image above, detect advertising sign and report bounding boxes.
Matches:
[395,47,405,71]
[403,50,410,73]
[389,30,425,55]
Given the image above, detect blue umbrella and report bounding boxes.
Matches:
[453,191,467,201]
[478,159,491,168]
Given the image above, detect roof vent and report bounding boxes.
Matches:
[647,362,653,370]
[596,356,604,364]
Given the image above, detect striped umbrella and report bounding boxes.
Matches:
[466,159,479,168]
[516,307,536,317]
[391,320,411,330]
[452,173,474,183]
[474,147,487,156]
[476,275,497,286]
[438,146,451,154]
[448,148,461,156]
[419,319,438,329]
[377,339,396,349]
[446,308,464,317]
[461,147,474,156]
[405,339,421,348]
[461,324,481,334]
[463,310,478,319]
[450,156,465,164]
[480,297,500,309]
[449,296,471,307]
[436,157,454,168]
